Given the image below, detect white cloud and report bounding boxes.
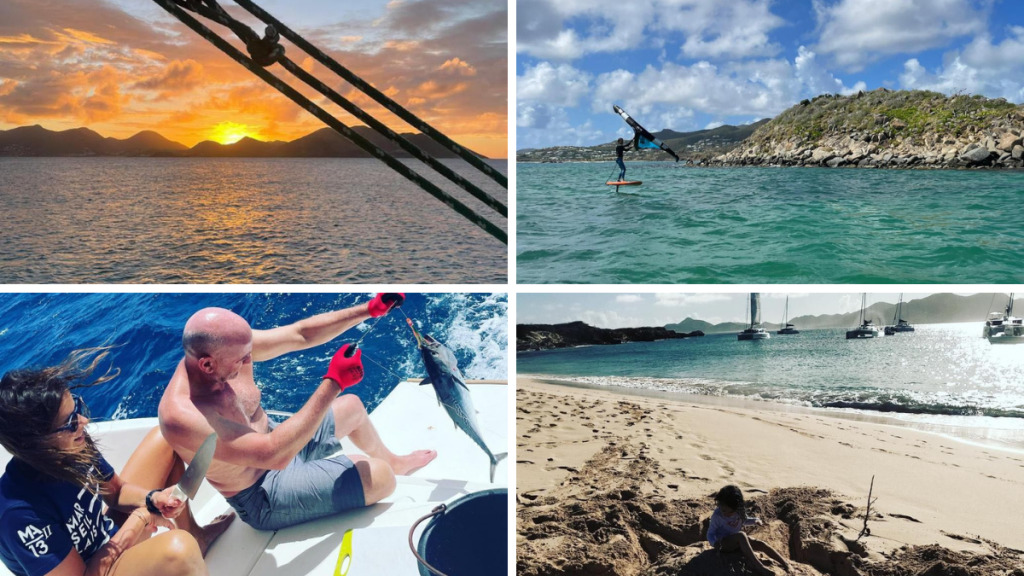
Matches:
[593,61,790,118]
[516,61,606,147]
[615,294,644,303]
[592,53,866,122]
[655,293,732,307]
[666,0,785,59]
[704,121,724,129]
[794,46,867,96]
[516,0,786,61]
[579,309,643,329]
[898,29,1024,102]
[517,62,592,107]
[962,27,1024,72]
[516,102,606,147]
[813,0,986,71]
[764,293,810,299]
[516,0,658,60]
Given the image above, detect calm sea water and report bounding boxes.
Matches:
[517,163,1024,283]
[0,293,507,420]
[519,324,1024,442]
[0,158,507,283]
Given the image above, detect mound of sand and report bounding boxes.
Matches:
[517,403,1024,576]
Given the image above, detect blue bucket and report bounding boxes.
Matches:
[416,488,507,576]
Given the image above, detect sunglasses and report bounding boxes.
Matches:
[53,395,89,435]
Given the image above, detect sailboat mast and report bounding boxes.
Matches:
[1009,293,1015,318]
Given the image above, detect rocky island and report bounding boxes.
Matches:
[712,89,1024,169]
[517,321,704,352]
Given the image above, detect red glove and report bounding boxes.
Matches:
[323,344,364,391]
[368,293,405,318]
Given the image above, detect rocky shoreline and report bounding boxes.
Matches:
[517,321,703,352]
[709,130,1023,169]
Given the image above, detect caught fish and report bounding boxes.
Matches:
[407,319,507,483]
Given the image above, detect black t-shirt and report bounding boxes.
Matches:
[616,144,628,159]
[0,457,118,576]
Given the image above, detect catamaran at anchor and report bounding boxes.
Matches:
[846,294,879,339]
[983,293,1024,344]
[738,293,770,340]
[884,293,915,335]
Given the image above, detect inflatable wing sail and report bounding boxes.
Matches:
[613,105,680,162]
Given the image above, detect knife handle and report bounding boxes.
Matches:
[169,485,187,506]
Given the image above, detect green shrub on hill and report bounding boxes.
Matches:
[748,89,1021,147]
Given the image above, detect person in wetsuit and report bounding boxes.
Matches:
[615,137,633,181]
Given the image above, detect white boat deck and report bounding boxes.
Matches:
[0,381,508,576]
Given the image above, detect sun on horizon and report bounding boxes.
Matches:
[209,122,262,145]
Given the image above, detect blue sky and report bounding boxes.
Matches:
[518,293,990,328]
[517,0,1024,149]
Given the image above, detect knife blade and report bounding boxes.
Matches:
[171,432,217,502]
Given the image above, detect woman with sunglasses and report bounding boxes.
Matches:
[0,348,233,576]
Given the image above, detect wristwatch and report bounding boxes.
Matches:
[145,489,161,515]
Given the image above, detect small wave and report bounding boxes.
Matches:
[820,400,1024,419]
[521,373,1024,420]
[432,293,508,380]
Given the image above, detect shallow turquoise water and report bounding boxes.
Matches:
[518,324,1024,446]
[516,163,1024,283]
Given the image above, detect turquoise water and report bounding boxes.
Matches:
[516,163,1024,283]
[518,324,1024,421]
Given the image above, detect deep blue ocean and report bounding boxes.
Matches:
[517,163,1024,283]
[0,293,507,420]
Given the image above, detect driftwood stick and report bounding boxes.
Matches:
[858,475,876,540]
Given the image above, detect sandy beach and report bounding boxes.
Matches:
[516,377,1024,576]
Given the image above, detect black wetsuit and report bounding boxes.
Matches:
[615,142,632,180]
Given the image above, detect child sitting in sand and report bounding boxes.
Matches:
[708,485,792,575]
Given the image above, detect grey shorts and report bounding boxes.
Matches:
[224,410,366,531]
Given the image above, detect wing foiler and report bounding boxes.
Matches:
[613,105,680,162]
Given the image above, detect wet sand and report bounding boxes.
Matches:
[516,377,1024,576]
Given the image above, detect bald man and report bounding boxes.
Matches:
[157,294,437,531]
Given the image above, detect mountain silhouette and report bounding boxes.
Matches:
[0,125,487,158]
[665,294,1022,334]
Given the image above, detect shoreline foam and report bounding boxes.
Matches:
[519,374,1024,450]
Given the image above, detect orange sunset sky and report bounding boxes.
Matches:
[0,0,508,158]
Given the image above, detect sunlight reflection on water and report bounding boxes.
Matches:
[0,157,508,283]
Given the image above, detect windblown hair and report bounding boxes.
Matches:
[715,484,746,517]
[0,347,119,492]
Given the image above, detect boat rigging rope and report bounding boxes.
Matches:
[231,0,507,190]
[153,0,507,244]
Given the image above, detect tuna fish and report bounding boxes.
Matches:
[407,319,507,483]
